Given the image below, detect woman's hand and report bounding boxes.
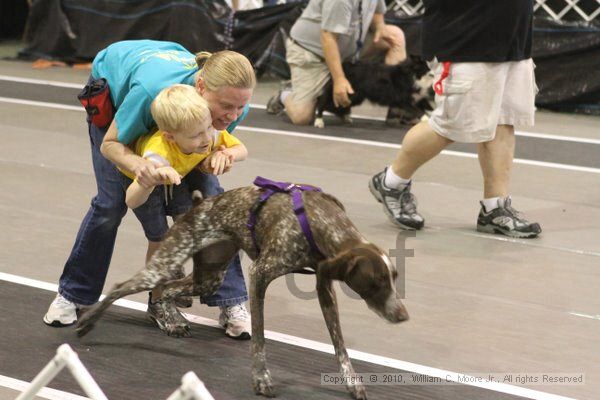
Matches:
[133,158,161,187]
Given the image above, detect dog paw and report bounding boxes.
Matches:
[166,323,192,338]
[348,383,368,400]
[253,370,276,398]
[314,118,325,128]
[342,115,353,125]
[75,321,94,337]
[75,310,96,337]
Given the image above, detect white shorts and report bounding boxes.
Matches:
[428,59,538,143]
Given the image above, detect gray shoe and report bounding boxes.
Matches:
[369,168,424,230]
[477,196,541,239]
[147,293,191,337]
[266,91,285,115]
[266,80,291,115]
[219,303,251,340]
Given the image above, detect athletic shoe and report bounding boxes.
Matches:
[219,303,251,340]
[43,293,79,327]
[369,168,424,230]
[477,196,541,239]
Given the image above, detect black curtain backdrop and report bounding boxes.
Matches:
[18,0,600,114]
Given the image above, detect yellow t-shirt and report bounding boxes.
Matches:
[121,128,242,180]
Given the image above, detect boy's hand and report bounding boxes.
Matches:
[199,146,235,175]
[154,166,182,185]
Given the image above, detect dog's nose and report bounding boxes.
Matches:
[390,302,409,323]
[397,303,409,322]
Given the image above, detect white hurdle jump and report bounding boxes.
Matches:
[165,372,215,400]
[15,344,107,400]
[15,343,215,400]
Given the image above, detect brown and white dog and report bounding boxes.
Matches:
[76,184,408,400]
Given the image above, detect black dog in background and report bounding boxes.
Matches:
[314,57,434,128]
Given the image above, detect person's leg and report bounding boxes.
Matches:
[361,25,406,66]
[45,120,128,326]
[58,123,128,305]
[360,28,408,126]
[476,59,541,238]
[392,121,453,179]
[267,39,331,126]
[129,185,193,332]
[369,121,451,229]
[477,124,514,199]
[284,97,318,126]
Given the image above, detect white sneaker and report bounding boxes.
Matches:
[43,293,78,326]
[219,303,251,340]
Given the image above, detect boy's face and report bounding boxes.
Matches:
[197,81,253,130]
[166,117,214,155]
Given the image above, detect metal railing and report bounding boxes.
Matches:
[387,0,600,22]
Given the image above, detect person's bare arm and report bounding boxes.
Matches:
[370,13,386,33]
[125,166,181,209]
[125,181,154,209]
[320,30,354,108]
[100,120,160,187]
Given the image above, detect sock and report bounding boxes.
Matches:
[481,197,500,213]
[280,89,291,104]
[384,167,411,190]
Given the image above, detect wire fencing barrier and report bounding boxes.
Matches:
[387,0,600,22]
[15,344,214,400]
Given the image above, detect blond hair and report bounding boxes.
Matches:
[195,50,256,92]
[151,84,210,133]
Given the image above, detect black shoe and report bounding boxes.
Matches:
[477,197,541,238]
[147,293,191,337]
[266,90,285,115]
[369,168,424,230]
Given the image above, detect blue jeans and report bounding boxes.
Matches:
[58,121,248,307]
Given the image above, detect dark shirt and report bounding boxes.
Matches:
[422,0,533,62]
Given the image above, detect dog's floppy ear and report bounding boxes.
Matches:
[317,247,367,281]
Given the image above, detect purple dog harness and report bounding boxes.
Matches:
[247,176,325,260]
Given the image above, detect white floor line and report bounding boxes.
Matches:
[0,96,81,111]
[1,74,598,145]
[1,95,599,175]
[239,126,600,175]
[0,272,577,400]
[0,75,84,89]
[0,375,91,400]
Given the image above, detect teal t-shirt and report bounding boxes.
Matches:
[92,40,248,144]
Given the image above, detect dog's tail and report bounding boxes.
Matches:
[191,190,204,206]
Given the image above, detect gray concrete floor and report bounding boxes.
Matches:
[0,51,599,400]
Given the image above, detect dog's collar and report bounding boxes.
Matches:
[247,176,324,259]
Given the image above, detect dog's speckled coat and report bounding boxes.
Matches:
[76,185,409,399]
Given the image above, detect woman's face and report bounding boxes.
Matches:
[197,81,253,130]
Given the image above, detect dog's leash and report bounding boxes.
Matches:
[247,176,325,261]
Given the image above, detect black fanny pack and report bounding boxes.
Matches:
[77,78,114,128]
